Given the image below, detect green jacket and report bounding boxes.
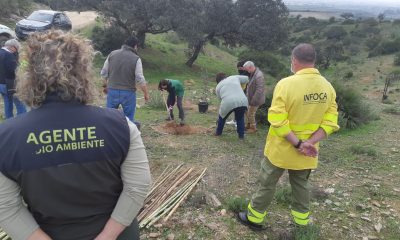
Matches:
[168,79,185,97]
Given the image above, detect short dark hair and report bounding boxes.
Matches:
[216,73,226,84]
[237,60,246,68]
[125,36,139,48]
[158,79,169,90]
[292,43,316,64]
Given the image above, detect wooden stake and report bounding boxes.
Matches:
[163,168,206,222]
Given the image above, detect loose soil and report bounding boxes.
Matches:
[152,121,211,135]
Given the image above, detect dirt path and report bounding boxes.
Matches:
[65,11,98,30]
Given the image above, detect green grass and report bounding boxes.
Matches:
[89,30,238,86]
[383,219,400,240]
[349,145,378,157]
[225,196,248,213]
[383,106,400,115]
[294,224,321,240]
[274,185,292,207]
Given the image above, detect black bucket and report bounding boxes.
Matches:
[198,101,209,113]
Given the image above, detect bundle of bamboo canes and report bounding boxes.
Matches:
[138,165,207,228]
[0,229,10,240]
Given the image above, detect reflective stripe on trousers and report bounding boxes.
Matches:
[291,209,310,226]
[246,203,267,224]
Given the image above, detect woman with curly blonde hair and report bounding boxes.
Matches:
[0,30,151,240]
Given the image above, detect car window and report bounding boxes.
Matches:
[54,15,61,24]
[27,12,53,23]
[60,14,70,24]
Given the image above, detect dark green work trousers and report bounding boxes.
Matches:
[250,159,312,217]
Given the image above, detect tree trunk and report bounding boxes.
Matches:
[185,40,205,67]
[137,31,146,48]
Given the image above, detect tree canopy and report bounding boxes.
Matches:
[41,0,289,67]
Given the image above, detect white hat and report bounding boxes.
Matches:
[5,39,21,52]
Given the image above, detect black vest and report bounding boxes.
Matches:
[0,96,130,240]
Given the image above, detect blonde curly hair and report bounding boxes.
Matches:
[17,30,96,107]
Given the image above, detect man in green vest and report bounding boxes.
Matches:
[158,79,185,125]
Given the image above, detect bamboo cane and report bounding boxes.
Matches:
[140,179,194,228]
[153,168,193,205]
[143,174,199,227]
[138,167,206,228]
[140,170,200,227]
[163,168,207,222]
[139,168,190,221]
[145,170,205,227]
[152,165,171,185]
[146,164,182,199]
[145,179,196,227]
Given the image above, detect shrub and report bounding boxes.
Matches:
[382,98,394,104]
[91,26,130,56]
[383,106,400,115]
[324,26,347,40]
[147,90,167,109]
[362,18,379,27]
[369,38,400,57]
[332,81,379,129]
[226,196,248,213]
[163,32,182,44]
[295,34,313,44]
[342,19,355,25]
[349,145,378,157]
[393,19,400,25]
[365,35,382,50]
[238,50,289,79]
[344,71,354,79]
[380,39,400,54]
[0,0,30,17]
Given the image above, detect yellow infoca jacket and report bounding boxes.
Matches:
[265,68,340,170]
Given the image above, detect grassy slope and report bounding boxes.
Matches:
[119,26,399,239]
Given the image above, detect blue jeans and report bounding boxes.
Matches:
[106,88,136,121]
[216,106,247,139]
[0,84,27,119]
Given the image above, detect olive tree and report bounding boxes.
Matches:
[39,0,176,47]
[176,0,289,67]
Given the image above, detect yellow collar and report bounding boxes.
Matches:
[295,68,320,75]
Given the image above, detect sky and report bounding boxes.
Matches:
[284,0,400,8]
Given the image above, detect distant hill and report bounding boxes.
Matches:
[285,0,400,19]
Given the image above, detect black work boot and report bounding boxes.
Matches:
[237,212,265,231]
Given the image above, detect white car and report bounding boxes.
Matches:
[0,24,15,46]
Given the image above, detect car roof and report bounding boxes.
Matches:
[0,24,10,29]
[33,10,62,15]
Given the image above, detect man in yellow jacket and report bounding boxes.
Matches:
[237,43,340,230]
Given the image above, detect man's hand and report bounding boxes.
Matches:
[140,84,150,103]
[94,218,126,240]
[28,228,52,240]
[102,84,108,94]
[298,141,318,157]
[7,89,15,96]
